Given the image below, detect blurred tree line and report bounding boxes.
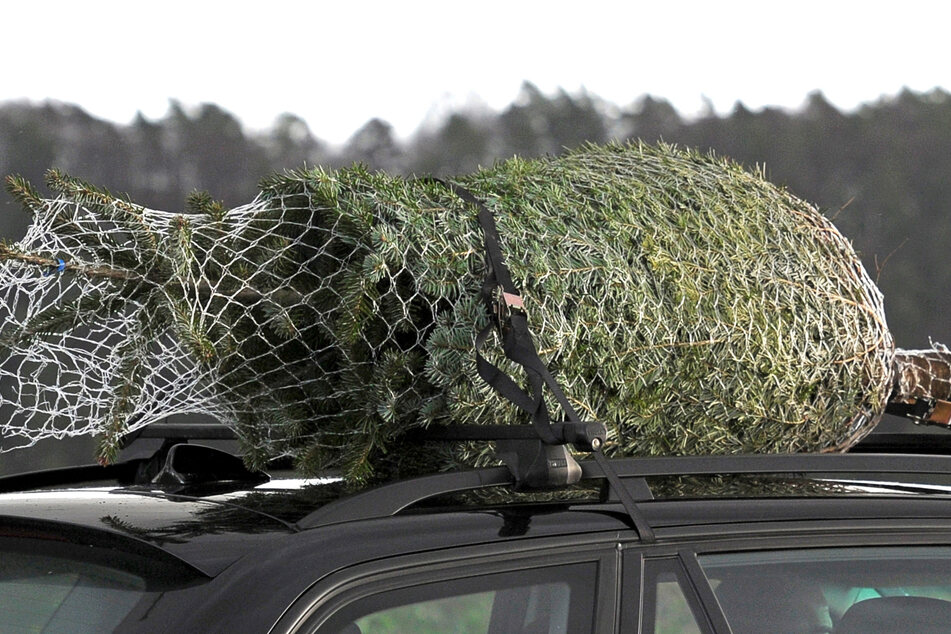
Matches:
[2,83,949,349]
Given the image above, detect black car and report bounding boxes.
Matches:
[4,419,951,633]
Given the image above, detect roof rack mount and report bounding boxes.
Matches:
[418,422,607,490]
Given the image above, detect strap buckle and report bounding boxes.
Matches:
[495,287,526,323]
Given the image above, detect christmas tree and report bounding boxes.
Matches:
[0,142,944,482]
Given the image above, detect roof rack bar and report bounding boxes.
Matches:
[298,451,951,536]
[595,452,951,478]
[296,466,514,530]
[417,423,604,447]
[122,422,237,444]
[415,425,542,441]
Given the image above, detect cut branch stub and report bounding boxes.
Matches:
[892,347,951,403]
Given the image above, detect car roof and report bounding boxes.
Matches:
[4,420,951,577]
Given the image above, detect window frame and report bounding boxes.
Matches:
[620,552,722,634]
[622,529,951,634]
[270,541,620,634]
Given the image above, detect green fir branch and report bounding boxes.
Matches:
[185,190,227,221]
[170,214,195,281]
[97,328,149,465]
[9,280,155,347]
[263,302,300,340]
[3,174,44,216]
[167,296,217,364]
[4,175,90,243]
[44,169,159,256]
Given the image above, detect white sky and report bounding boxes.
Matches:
[2,1,949,144]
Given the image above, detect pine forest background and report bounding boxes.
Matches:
[1,83,948,471]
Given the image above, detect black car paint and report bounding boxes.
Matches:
[5,424,951,632]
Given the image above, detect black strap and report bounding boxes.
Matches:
[886,397,951,426]
[433,180,583,444]
[429,178,654,541]
[593,450,656,542]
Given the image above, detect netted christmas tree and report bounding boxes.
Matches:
[0,142,945,482]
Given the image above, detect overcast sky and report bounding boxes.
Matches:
[3,1,949,144]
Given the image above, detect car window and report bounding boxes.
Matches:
[307,562,598,634]
[636,558,704,634]
[351,590,494,633]
[351,585,569,634]
[0,550,145,633]
[699,546,951,634]
[0,535,203,633]
[653,573,702,634]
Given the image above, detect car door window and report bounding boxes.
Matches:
[308,561,598,634]
[637,558,705,634]
[699,546,951,634]
[653,573,702,634]
[350,583,575,634]
[352,591,493,633]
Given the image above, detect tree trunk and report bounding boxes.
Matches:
[891,347,951,403]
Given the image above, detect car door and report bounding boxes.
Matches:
[625,535,951,634]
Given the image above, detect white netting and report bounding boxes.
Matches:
[0,144,898,481]
[892,344,951,404]
[0,197,265,445]
[0,168,486,478]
